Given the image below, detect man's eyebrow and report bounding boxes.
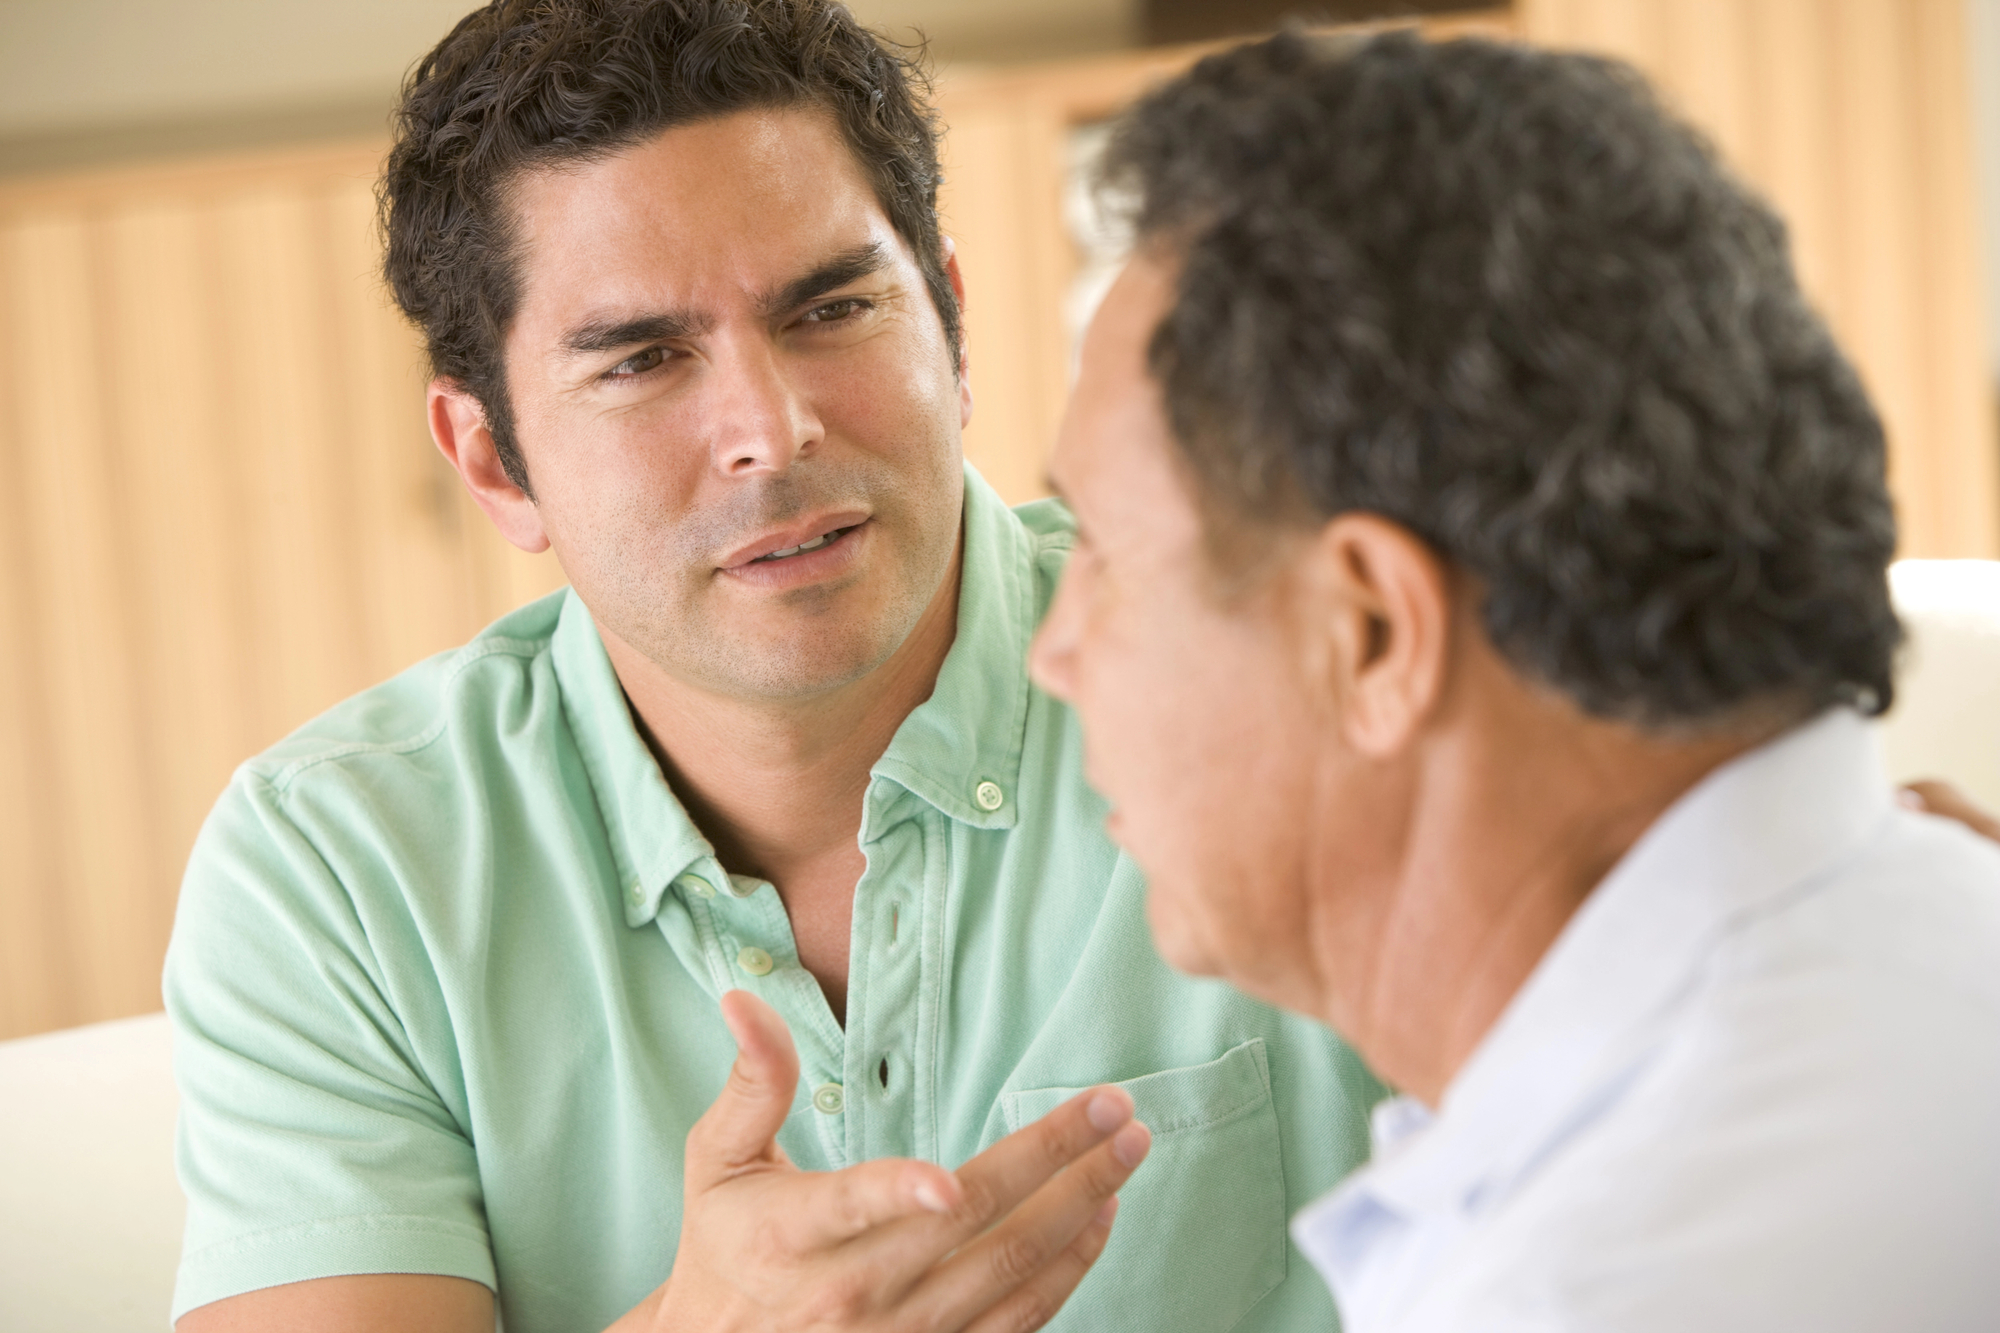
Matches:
[760,242,891,318]
[560,309,712,358]
[555,242,889,359]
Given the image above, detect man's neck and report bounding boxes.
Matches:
[602,543,964,886]
[1314,669,1776,1109]
[593,540,963,1025]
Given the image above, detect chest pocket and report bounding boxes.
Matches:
[1002,1038,1286,1331]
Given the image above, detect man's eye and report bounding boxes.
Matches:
[803,298,871,324]
[607,347,667,378]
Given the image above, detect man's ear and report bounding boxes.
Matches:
[1300,513,1452,757]
[428,379,550,554]
[941,236,973,430]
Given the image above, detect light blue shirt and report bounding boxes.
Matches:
[1294,709,2000,1332]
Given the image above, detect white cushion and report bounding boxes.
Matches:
[1877,560,2000,811]
[0,1012,182,1332]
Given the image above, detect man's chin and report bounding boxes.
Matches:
[670,616,907,702]
[735,649,886,700]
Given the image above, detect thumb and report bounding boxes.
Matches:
[690,989,801,1181]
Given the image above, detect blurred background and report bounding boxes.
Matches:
[2,0,1998,1044]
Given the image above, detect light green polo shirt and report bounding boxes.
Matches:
[165,465,1384,1332]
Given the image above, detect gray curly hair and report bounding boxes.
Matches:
[1102,29,1901,728]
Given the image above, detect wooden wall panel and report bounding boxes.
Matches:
[1910,0,1998,559]
[0,229,75,1036]
[0,146,565,1039]
[8,214,164,1024]
[936,99,1074,504]
[103,202,262,868]
[1519,0,2000,559]
[933,9,1517,505]
[325,181,485,682]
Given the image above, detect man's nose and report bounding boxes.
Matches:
[708,340,822,477]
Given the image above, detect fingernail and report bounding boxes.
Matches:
[914,1179,953,1214]
[1086,1088,1132,1133]
[1897,788,1926,811]
[1112,1120,1150,1168]
[1095,1196,1119,1227]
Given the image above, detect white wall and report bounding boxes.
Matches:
[0,0,1136,173]
[0,0,486,138]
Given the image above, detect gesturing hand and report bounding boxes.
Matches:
[642,990,1151,1333]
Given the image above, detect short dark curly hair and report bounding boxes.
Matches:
[1102,29,1901,728]
[381,0,959,494]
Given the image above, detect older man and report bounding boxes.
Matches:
[1032,30,2000,1332]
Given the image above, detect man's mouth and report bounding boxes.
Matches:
[749,524,861,563]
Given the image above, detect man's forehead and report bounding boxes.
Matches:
[1066,259,1176,450]
[509,106,877,241]
[503,108,906,338]
[1058,253,1218,553]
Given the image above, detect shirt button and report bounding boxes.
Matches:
[736,946,774,976]
[680,875,716,900]
[974,780,1005,811]
[812,1083,845,1115]
[626,880,646,907]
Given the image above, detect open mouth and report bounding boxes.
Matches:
[749,523,861,563]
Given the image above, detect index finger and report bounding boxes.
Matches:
[779,1156,963,1251]
[924,1084,1138,1248]
[843,1087,1144,1317]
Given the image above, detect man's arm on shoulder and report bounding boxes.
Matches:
[1900,779,2000,843]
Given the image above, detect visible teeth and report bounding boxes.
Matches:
[754,528,843,563]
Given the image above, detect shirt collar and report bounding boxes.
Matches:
[551,590,713,928]
[1326,707,1895,1222]
[868,464,1034,833]
[554,462,1035,929]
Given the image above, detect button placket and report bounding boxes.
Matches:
[704,866,851,1164]
[844,805,938,1165]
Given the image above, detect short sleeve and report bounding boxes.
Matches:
[164,769,496,1319]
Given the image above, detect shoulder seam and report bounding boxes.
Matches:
[263,636,551,794]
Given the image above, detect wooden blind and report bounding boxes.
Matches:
[0,145,566,1038]
[1519,0,2000,560]
[934,9,1518,504]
